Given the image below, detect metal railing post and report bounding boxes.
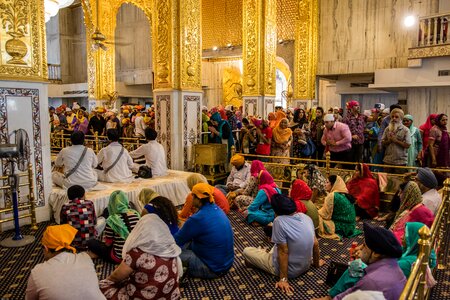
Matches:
[417,226,431,300]
[94,132,99,154]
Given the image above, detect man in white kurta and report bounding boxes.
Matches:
[96,129,134,183]
[130,127,168,176]
[52,131,98,190]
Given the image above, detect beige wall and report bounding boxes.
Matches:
[59,6,87,84]
[407,88,450,126]
[115,4,152,85]
[318,0,438,75]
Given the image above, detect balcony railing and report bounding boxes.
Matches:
[417,12,449,47]
[48,64,62,83]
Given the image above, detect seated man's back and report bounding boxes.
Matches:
[27,251,105,300]
[52,132,98,190]
[130,128,167,176]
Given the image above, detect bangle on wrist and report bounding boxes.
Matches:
[280,277,288,282]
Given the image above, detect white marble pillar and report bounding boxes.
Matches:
[243,96,275,118]
[154,90,202,171]
[0,81,52,228]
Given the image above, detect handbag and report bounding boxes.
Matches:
[137,165,153,179]
[300,138,316,157]
[325,261,348,286]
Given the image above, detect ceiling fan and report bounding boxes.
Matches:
[80,0,130,51]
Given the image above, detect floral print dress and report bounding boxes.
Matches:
[100,248,180,300]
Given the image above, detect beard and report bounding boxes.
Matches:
[388,120,401,132]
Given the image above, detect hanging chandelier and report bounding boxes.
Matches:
[44,0,75,22]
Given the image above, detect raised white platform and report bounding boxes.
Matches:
[49,170,193,223]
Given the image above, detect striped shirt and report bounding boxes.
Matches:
[104,213,140,260]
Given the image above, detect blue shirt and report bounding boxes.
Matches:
[174,203,234,273]
[144,204,179,235]
[272,213,315,278]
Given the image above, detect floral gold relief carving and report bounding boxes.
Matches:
[264,0,276,96]
[0,0,47,81]
[294,0,318,100]
[408,45,450,59]
[154,0,172,89]
[243,0,261,96]
[180,0,201,90]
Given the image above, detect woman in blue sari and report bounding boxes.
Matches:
[209,111,234,161]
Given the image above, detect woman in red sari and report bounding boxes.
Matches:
[419,113,438,160]
[346,163,380,219]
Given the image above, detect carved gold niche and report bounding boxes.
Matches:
[0,0,47,81]
[223,66,243,108]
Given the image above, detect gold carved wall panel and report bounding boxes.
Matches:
[242,0,262,96]
[242,0,276,97]
[0,0,47,81]
[276,0,297,41]
[179,0,201,90]
[223,67,243,108]
[294,0,318,100]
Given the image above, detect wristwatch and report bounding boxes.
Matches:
[280,277,288,282]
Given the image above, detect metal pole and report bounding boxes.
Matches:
[10,160,22,240]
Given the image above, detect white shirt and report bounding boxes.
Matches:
[134,116,147,137]
[422,189,442,215]
[97,142,134,183]
[54,145,98,189]
[226,162,251,189]
[130,140,168,176]
[26,252,105,300]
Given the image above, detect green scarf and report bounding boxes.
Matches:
[106,190,140,239]
[398,222,436,278]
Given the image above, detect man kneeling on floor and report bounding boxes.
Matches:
[243,194,323,294]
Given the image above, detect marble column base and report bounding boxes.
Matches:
[243,96,275,118]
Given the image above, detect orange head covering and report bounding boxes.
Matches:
[230,154,245,167]
[274,111,286,128]
[191,183,215,203]
[272,118,292,144]
[268,112,277,128]
[42,224,77,253]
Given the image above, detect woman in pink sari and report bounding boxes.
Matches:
[419,113,438,161]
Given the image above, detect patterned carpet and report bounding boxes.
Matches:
[0,211,449,299]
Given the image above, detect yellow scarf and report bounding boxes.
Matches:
[272,119,292,144]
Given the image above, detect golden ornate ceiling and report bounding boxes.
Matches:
[202,0,243,50]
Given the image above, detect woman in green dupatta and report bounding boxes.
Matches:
[318,175,361,240]
[88,190,140,263]
[328,222,437,298]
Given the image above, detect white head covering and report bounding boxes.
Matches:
[65,107,72,112]
[382,108,390,114]
[324,114,335,122]
[122,214,181,258]
[72,102,80,110]
[202,105,208,112]
[122,214,183,277]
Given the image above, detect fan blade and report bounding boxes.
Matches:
[104,41,132,46]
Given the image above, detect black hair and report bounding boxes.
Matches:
[70,131,85,145]
[149,196,178,227]
[145,127,157,140]
[107,129,120,142]
[328,175,337,186]
[390,104,402,111]
[67,185,85,200]
[316,107,324,114]
[436,114,448,128]
[242,118,249,125]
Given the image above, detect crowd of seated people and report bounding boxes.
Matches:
[38,101,448,299]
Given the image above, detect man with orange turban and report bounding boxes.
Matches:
[174,183,234,279]
[215,154,250,196]
[26,224,104,299]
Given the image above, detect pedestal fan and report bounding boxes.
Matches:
[0,129,35,247]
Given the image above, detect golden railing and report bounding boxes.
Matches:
[0,164,38,232]
[399,178,450,300]
[50,130,147,155]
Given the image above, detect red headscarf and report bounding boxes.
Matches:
[289,179,310,213]
[419,114,438,150]
[258,170,278,202]
[250,160,266,177]
[346,163,380,218]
